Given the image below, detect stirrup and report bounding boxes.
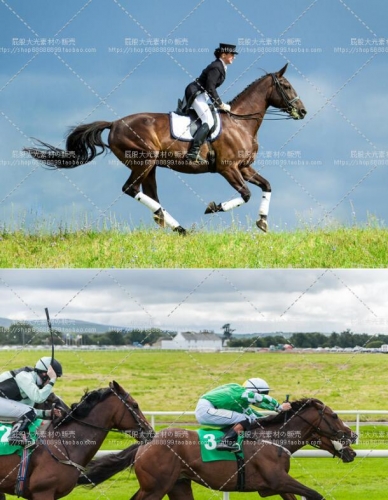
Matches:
[186,152,207,164]
[216,440,241,453]
[8,432,34,448]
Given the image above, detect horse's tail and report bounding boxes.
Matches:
[23,120,112,169]
[77,442,140,487]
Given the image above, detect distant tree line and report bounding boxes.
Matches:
[228,329,388,349]
[1,323,387,349]
[0,323,173,346]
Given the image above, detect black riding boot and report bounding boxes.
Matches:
[8,409,36,447]
[216,428,240,453]
[186,123,210,164]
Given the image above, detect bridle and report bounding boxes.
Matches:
[270,73,302,119]
[290,403,351,442]
[228,73,302,121]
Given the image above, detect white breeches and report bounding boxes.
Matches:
[0,397,33,420]
[195,398,247,427]
[191,93,215,129]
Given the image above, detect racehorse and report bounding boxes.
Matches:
[78,398,356,500]
[0,381,154,500]
[23,64,306,234]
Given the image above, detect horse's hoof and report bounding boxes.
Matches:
[153,209,166,228]
[205,201,218,214]
[174,226,187,235]
[256,218,268,232]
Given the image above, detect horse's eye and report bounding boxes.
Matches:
[133,403,139,409]
[332,413,338,419]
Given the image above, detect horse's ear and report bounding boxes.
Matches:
[109,380,125,394]
[277,63,288,77]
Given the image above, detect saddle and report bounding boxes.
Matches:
[170,100,222,143]
[0,419,47,455]
[197,428,246,491]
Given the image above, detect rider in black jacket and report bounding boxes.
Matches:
[184,43,238,163]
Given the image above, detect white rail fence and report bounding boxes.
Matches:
[141,409,388,444]
[95,410,387,500]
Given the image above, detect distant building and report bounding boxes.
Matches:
[161,331,222,350]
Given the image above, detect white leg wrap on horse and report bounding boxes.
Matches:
[135,192,161,212]
[221,197,245,212]
[259,192,272,216]
[161,209,180,230]
[135,193,180,230]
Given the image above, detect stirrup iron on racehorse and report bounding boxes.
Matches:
[8,409,36,447]
[216,428,241,453]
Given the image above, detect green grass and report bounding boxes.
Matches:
[1,226,387,267]
[2,350,386,499]
[69,458,387,500]
[2,350,387,412]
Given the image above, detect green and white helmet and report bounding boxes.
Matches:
[35,357,63,377]
[243,378,270,393]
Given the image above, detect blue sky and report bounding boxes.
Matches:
[1,0,387,232]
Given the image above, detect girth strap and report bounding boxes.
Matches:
[15,447,33,497]
[236,453,245,491]
[57,458,87,473]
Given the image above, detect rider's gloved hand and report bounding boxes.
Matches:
[47,365,57,382]
[279,402,292,411]
[219,102,231,112]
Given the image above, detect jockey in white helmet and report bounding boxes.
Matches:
[0,357,63,447]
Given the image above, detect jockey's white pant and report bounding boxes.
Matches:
[191,93,215,129]
[0,397,34,420]
[195,398,248,427]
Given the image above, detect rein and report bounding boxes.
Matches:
[228,109,293,121]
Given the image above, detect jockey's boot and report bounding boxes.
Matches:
[216,425,242,453]
[186,123,210,164]
[8,409,36,447]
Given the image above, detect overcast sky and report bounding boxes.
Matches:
[1,0,387,233]
[0,269,387,335]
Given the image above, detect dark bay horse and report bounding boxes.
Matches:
[0,381,154,500]
[24,64,306,234]
[78,398,356,500]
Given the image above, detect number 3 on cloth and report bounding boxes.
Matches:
[203,433,217,450]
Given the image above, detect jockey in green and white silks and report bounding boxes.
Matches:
[195,378,291,453]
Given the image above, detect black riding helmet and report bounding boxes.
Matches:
[35,357,63,378]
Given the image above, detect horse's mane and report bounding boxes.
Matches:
[64,387,112,420]
[257,398,322,426]
[229,73,270,106]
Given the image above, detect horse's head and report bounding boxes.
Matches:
[292,398,357,447]
[308,433,357,463]
[109,381,155,444]
[268,63,307,120]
